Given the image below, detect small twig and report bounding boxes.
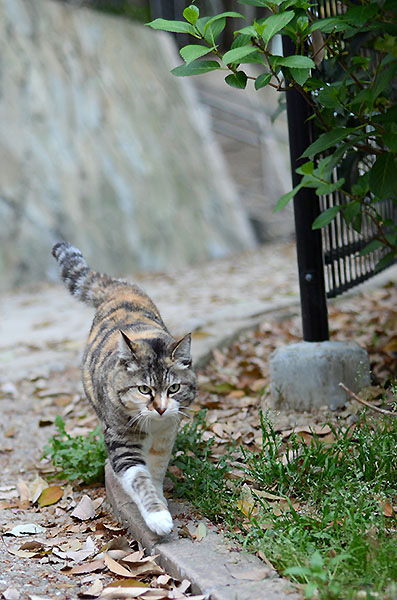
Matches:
[339,383,397,416]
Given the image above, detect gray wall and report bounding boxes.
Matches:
[0,0,255,290]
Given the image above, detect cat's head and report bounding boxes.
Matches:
[115,330,197,423]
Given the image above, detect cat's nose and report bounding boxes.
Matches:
[155,406,166,416]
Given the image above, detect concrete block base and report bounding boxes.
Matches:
[269,341,370,411]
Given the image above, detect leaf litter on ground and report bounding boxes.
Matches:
[0,376,203,599]
[1,278,395,599]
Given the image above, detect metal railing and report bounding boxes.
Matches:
[321,195,396,299]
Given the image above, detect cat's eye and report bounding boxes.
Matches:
[168,383,181,394]
[138,385,152,395]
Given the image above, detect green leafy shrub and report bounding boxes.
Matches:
[147,0,397,268]
[43,416,107,484]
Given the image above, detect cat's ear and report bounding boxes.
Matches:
[118,330,139,361]
[170,333,192,367]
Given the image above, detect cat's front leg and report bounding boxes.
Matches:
[106,435,173,536]
[119,465,173,536]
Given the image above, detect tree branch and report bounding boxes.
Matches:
[339,383,397,416]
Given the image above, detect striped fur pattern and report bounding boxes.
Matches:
[52,242,197,536]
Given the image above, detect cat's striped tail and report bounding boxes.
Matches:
[52,242,116,308]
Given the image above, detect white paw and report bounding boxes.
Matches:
[144,509,173,536]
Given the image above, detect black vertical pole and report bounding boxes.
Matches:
[282,36,329,342]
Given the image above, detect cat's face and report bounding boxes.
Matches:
[115,332,196,426]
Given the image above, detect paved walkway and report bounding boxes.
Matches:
[0,241,299,383]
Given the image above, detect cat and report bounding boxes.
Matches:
[52,242,197,536]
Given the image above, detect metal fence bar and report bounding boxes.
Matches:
[282,36,329,342]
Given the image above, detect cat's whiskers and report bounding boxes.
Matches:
[123,411,144,433]
[177,409,190,419]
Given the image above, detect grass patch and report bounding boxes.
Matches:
[42,416,107,484]
[170,410,397,599]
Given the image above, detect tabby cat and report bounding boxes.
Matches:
[52,242,197,536]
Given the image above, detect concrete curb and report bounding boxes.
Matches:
[105,464,300,600]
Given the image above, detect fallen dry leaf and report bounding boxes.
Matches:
[80,578,104,598]
[28,475,48,503]
[72,495,95,520]
[174,580,191,594]
[381,499,394,518]
[2,588,20,600]
[107,579,148,588]
[6,523,46,537]
[194,523,207,542]
[104,553,134,577]
[99,587,150,598]
[68,559,105,575]
[16,478,30,504]
[38,485,63,507]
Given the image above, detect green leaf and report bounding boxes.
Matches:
[146,18,196,35]
[369,153,397,200]
[372,105,397,124]
[204,18,227,44]
[284,565,312,576]
[315,178,345,195]
[237,0,269,6]
[310,551,324,572]
[171,60,221,77]
[317,85,340,109]
[375,251,395,271]
[223,45,257,65]
[309,17,352,34]
[289,67,311,86]
[261,11,295,48]
[276,55,315,69]
[225,71,248,89]
[312,206,340,229]
[297,161,314,175]
[372,63,397,101]
[304,582,318,599]
[273,182,305,212]
[204,12,244,34]
[235,25,258,37]
[180,44,212,64]
[183,5,199,25]
[237,51,267,65]
[301,128,355,159]
[342,201,361,226]
[195,16,210,35]
[384,127,397,151]
[360,239,384,255]
[342,4,378,26]
[255,73,272,90]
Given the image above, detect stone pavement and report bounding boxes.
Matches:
[0,241,300,384]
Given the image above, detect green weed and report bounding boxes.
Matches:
[171,410,397,599]
[170,410,238,523]
[43,416,107,484]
